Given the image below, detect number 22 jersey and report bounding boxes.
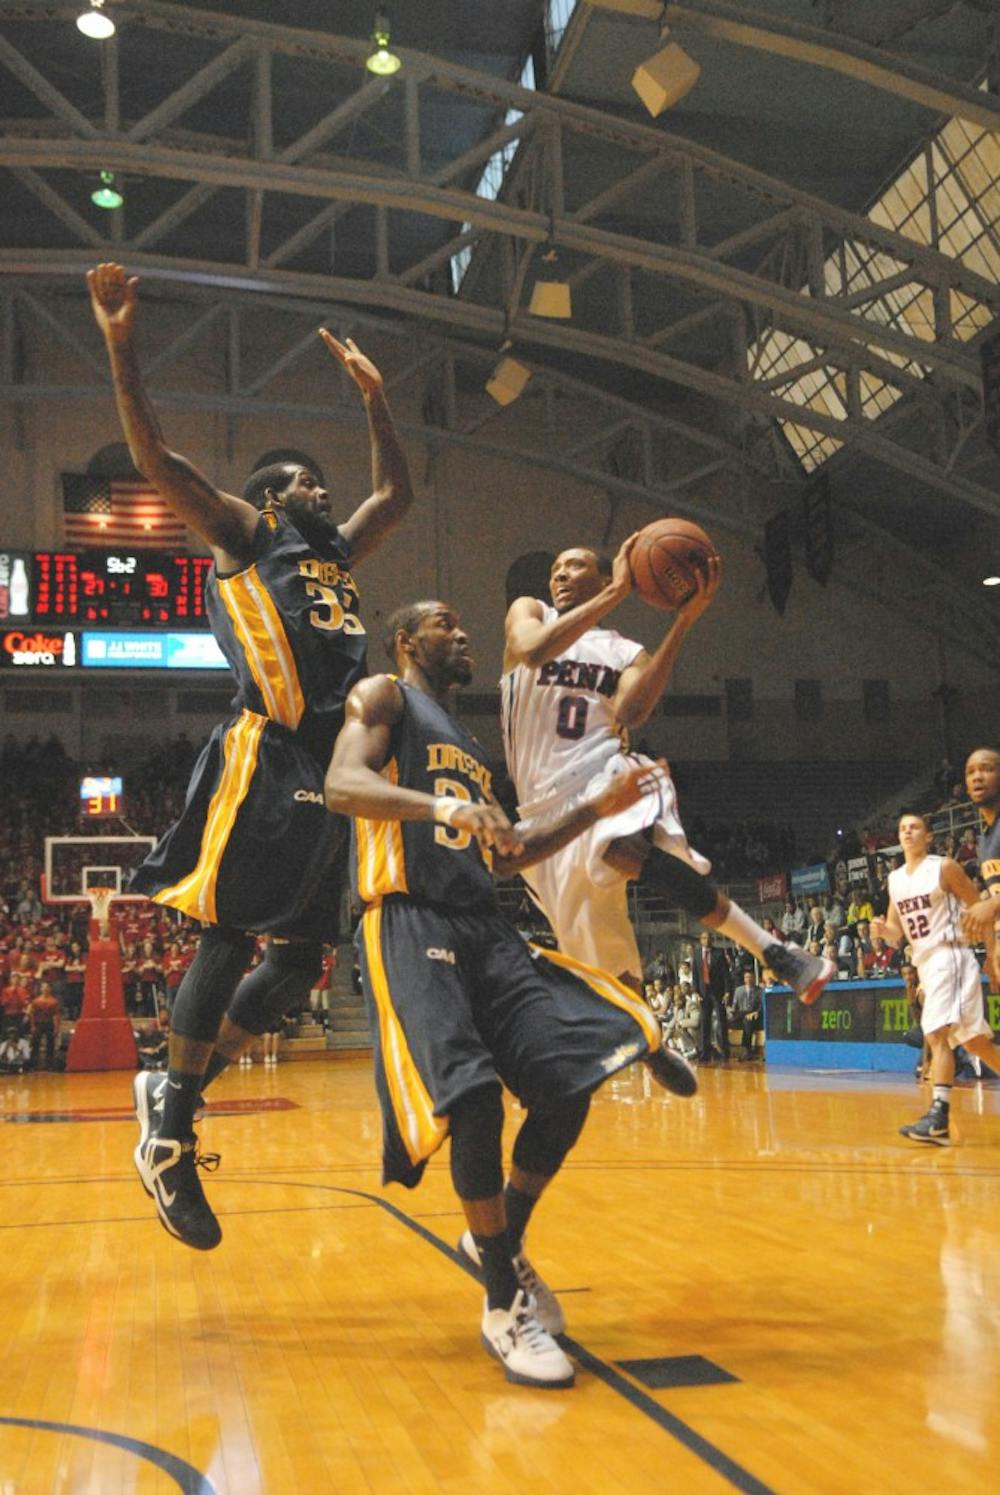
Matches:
[888,855,963,966]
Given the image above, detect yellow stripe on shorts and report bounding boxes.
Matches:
[362,905,448,1167]
[154,710,265,923]
[354,760,408,903]
[217,565,305,730]
[530,942,662,1052]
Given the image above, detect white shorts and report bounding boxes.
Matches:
[519,755,710,982]
[918,945,991,1047]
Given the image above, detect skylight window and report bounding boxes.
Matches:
[750,85,998,471]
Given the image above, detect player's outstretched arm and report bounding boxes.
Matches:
[325,678,522,855]
[612,560,718,729]
[503,533,638,672]
[87,265,258,566]
[318,331,414,566]
[494,756,667,877]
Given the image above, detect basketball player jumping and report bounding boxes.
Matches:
[501,540,835,1007]
[871,810,1000,1146]
[326,599,671,1388]
[88,262,414,1248]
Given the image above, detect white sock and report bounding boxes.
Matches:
[932,1084,951,1107]
[713,903,776,962]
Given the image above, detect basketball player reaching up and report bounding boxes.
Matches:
[502,541,835,1007]
[961,747,1000,982]
[88,262,414,1248]
[871,811,1000,1146]
[326,600,673,1389]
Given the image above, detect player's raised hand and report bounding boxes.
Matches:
[591,756,670,819]
[868,916,892,946]
[87,263,139,344]
[318,330,384,398]
[609,532,640,602]
[675,554,719,625]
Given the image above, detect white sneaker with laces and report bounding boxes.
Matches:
[457,1229,565,1334]
[480,1291,575,1388]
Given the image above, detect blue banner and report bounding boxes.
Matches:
[81,631,227,670]
[789,862,830,895]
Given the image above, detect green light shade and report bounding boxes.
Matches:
[366,41,401,76]
[92,170,123,210]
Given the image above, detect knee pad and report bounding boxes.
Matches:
[170,925,256,1042]
[449,1084,505,1201]
[639,846,718,920]
[227,938,323,1035]
[512,1094,591,1178]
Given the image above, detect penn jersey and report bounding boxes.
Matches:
[353,680,498,912]
[501,604,643,811]
[207,506,367,765]
[978,816,1000,900]
[889,855,963,966]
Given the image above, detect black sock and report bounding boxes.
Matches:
[159,1068,206,1140]
[504,1184,539,1256]
[202,1050,233,1088]
[473,1230,519,1311]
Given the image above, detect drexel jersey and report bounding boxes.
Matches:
[354,680,498,911]
[889,854,963,965]
[501,603,643,811]
[978,815,1000,900]
[206,507,368,764]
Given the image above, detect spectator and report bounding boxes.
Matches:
[846,886,873,927]
[956,828,979,870]
[27,980,61,1070]
[863,935,898,978]
[728,965,763,1060]
[870,861,891,919]
[0,1029,29,1073]
[836,924,856,979]
[692,931,733,1062]
[780,898,805,938]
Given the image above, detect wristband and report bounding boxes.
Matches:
[432,797,461,826]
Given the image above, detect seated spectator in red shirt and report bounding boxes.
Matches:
[956,828,979,869]
[863,936,898,977]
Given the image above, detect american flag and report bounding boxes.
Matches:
[62,474,187,549]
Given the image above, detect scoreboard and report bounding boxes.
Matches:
[2,549,213,626]
[0,548,226,671]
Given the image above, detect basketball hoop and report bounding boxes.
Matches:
[88,885,118,939]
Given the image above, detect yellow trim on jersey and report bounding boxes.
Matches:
[530,942,662,1052]
[217,564,305,730]
[362,905,448,1166]
[354,759,408,902]
[153,710,265,923]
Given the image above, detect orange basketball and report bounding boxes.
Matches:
[629,517,720,611]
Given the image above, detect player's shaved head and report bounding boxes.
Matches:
[383,600,437,661]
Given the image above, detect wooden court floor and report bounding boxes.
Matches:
[0,1056,998,1494]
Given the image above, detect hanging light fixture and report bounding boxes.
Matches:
[76,1,116,40]
[486,339,531,406]
[366,8,401,76]
[91,170,123,209]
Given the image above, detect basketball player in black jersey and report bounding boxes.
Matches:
[88,263,414,1249]
[963,748,1000,989]
[325,601,676,1388]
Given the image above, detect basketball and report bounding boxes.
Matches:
[629,517,720,611]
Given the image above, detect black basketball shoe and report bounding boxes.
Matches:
[644,1045,698,1097]
[136,1134,223,1249]
[899,1101,950,1147]
[764,942,836,1006]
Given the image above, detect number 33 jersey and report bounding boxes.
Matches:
[207,506,368,766]
[500,605,643,814]
[888,855,964,965]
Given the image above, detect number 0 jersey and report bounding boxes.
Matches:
[353,680,498,911]
[500,604,643,813]
[888,854,964,966]
[207,506,367,765]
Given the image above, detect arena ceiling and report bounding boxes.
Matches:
[0,0,997,661]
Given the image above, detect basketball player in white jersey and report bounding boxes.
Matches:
[871,811,1000,1145]
[501,539,835,1014]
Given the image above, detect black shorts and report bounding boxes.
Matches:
[357,899,661,1188]
[132,710,346,942]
